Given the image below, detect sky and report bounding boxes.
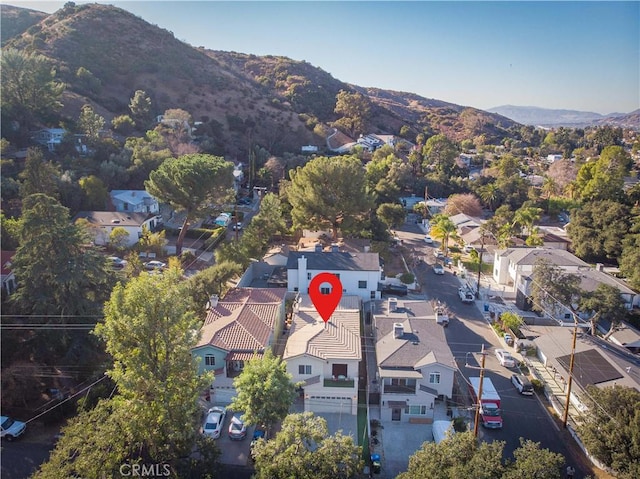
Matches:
[4,1,640,115]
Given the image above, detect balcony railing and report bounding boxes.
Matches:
[323,377,355,388]
[383,384,416,394]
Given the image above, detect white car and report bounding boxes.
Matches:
[1,416,26,441]
[202,407,226,439]
[495,348,516,368]
[432,264,445,275]
[423,235,433,244]
[511,374,534,395]
[228,412,247,440]
[144,260,166,271]
[232,222,243,231]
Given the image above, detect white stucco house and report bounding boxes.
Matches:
[284,294,361,415]
[31,128,66,151]
[191,288,288,404]
[286,251,383,301]
[73,211,161,247]
[109,190,159,214]
[374,298,455,423]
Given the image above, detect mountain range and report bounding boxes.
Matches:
[1,3,637,159]
[487,105,640,129]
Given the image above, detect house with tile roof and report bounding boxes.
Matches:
[192,288,288,403]
[287,251,383,301]
[74,211,161,247]
[373,298,455,423]
[109,190,159,214]
[283,294,361,415]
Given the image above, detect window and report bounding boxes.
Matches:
[205,355,215,366]
[358,280,367,289]
[404,405,428,415]
[298,365,312,375]
[370,291,376,299]
[307,272,312,280]
[321,287,331,294]
[429,372,441,384]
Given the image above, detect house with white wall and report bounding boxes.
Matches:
[374,298,455,423]
[31,128,66,151]
[287,251,383,301]
[192,288,288,404]
[109,190,159,214]
[284,294,361,415]
[73,211,161,247]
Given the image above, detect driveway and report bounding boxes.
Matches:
[378,421,432,479]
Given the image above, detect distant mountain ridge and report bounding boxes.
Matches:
[488,105,639,129]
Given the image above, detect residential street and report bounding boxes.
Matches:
[393,219,594,478]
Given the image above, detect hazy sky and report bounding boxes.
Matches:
[5,1,639,114]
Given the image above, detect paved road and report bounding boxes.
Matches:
[1,438,54,479]
[394,220,591,477]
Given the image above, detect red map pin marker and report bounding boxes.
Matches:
[308,272,343,323]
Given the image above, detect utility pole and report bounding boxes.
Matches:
[562,321,579,427]
[476,229,486,299]
[473,344,486,438]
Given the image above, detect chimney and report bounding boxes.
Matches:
[208,294,219,309]
[388,297,398,312]
[331,243,339,252]
[393,322,404,339]
[298,255,308,291]
[596,263,604,272]
[314,243,323,252]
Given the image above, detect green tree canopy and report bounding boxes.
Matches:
[333,89,371,138]
[145,153,234,255]
[530,258,581,319]
[185,260,243,314]
[566,200,630,262]
[252,412,362,479]
[397,431,563,479]
[577,385,640,479]
[0,48,65,131]
[129,89,152,129]
[77,104,105,141]
[18,147,61,199]
[78,174,108,210]
[286,155,374,239]
[619,208,640,290]
[11,194,111,317]
[579,283,628,336]
[430,214,458,255]
[94,266,212,462]
[229,349,297,430]
[422,134,459,176]
[377,202,406,230]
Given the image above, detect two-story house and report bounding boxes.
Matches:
[287,251,383,301]
[192,288,288,403]
[284,294,361,415]
[374,298,455,423]
[109,190,159,215]
[73,211,161,247]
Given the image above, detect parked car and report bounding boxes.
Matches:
[232,222,243,231]
[382,283,408,296]
[423,235,433,244]
[511,374,534,395]
[202,407,226,439]
[250,427,267,458]
[107,256,127,269]
[463,245,476,254]
[432,264,445,275]
[1,416,26,441]
[144,260,166,271]
[228,412,247,440]
[434,250,445,260]
[237,197,252,205]
[495,348,516,368]
[457,287,474,304]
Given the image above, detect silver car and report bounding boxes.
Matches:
[202,407,226,439]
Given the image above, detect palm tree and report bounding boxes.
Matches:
[512,205,542,237]
[430,214,459,256]
[478,183,499,211]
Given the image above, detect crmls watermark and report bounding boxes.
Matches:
[119,463,172,477]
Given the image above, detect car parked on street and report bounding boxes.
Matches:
[144,260,166,271]
[382,283,408,296]
[511,374,534,395]
[232,222,242,231]
[1,416,26,441]
[495,348,516,368]
[432,264,445,275]
[107,256,127,269]
[423,235,433,244]
[228,412,247,440]
[434,250,445,260]
[202,407,226,439]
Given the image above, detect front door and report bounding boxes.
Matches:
[392,408,402,421]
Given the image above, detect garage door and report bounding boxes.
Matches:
[308,396,352,414]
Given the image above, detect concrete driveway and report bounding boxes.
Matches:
[378,421,432,479]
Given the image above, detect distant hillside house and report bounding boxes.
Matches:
[109,190,159,214]
[31,128,66,151]
[301,145,319,153]
[287,251,383,300]
[1,251,16,298]
[74,211,161,247]
[192,288,288,403]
